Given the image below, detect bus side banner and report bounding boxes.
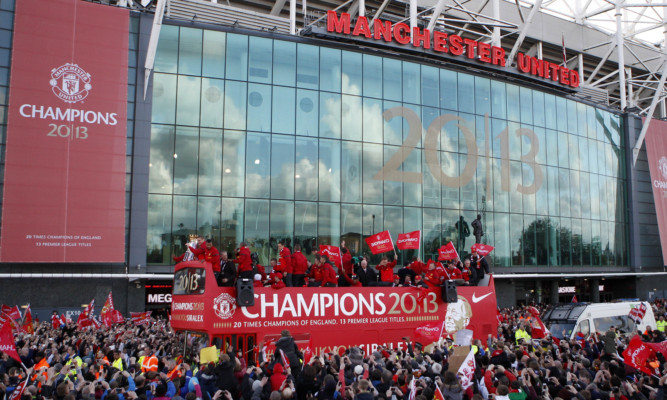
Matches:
[644,118,667,266]
[0,0,128,262]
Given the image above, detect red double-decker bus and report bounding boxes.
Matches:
[170,261,498,361]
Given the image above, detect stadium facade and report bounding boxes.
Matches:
[0,0,666,315]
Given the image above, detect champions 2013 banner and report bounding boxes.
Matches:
[0,0,128,262]
[645,118,667,266]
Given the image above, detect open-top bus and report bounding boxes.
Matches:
[170,261,498,361]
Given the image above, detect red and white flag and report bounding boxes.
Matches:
[112,309,124,324]
[101,292,115,328]
[130,311,152,325]
[434,386,446,400]
[0,320,21,363]
[77,299,95,330]
[646,340,667,358]
[472,244,494,257]
[527,306,550,339]
[414,321,445,344]
[279,349,290,368]
[51,314,61,329]
[22,306,33,334]
[456,348,476,389]
[408,376,417,400]
[8,374,30,400]
[622,335,660,376]
[397,231,421,250]
[1,305,21,321]
[628,303,648,324]
[319,245,342,268]
[365,231,394,254]
[438,242,459,261]
[571,295,578,303]
[303,339,314,363]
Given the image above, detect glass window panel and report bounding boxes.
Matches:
[460,151,476,210]
[591,220,601,266]
[294,202,317,259]
[245,132,271,198]
[200,78,224,128]
[270,200,294,252]
[522,163,536,214]
[152,73,177,124]
[173,127,199,195]
[534,126,546,166]
[363,54,382,98]
[440,69,457,111]
[320,92,341,139]
[570,170,581,218]
[382,100,402,146]
[533,91,545,127]
[600,220,609,265]
[320,47,341,93]
[383,58,402,101]
[147,194,172,263]
[490,80,506,120]
[319,203,340,247]
[342,95,362,141]
[547,166,559,216]
[588,138,598,174]
[363,143,383,204]
[270,135,295,200]
[342,51,362,95]
[423,208,441,259]
[384,205,402,247]
[404,143,422,207]
[202,30,226,79]
[506,84,520,122]
[421,65,439,107]
[198,128,222,196]
[508,121,521,161]
[567,100,578,134]
[178,27,202,75]
[558,168,571,217]
[441,113,459,153]
[363,205,383,256]
[544,94,557,129]
[571,218,582,265]
[297,44,319,89]
[224,81,247,130]
[558,217,571,266]
[577,102,587,136]
[558,131,569,168]
[383,146,402,206]
[475,77,491,116]
[590,174,600,219]
[598,174,607,220]
[247,83,272,132]
[244,199,270,264]
[296,89,319,136]
[220,197,244,254]
[458,73,474,114]
[341,203,362,255]
[274,40,296,87]
[363,98,383,143]
[319,139,341,202]
[225,34,248,81]
[546,218,559,265]
[493,213,509,266]
[441,151,460,208]
[523,216,536,266]
[148,124,174,194]
[510,214,523,266]
[535,217,549,265]
[556,97,568,132]
[154,25,178,73]
[342,141,362,203]
[580,172,591,218]
[197,197,221,244]
[248,36,272,84]
[172,195,197,259]
[582,219,592,266]
[272,86,295,134]
[295,137,318,201]
[222,130,245,197]
[568,134,580,170]
[176,76,200,126]
[403,61,420,104]
[509,161,522,213]
[519,87,533,125]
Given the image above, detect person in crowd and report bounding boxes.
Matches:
[424,260,445,290]
[375,256,397,287]
[291,244,308,288]
[318,255,338,288]
[340,241,354,287]
[444,260,463,281]
[234,241,253,279]
[306,256,324,287]
[277,241,292,287]
[391,275,401,287]
[173,236,204,263]
[268,272,286,290]
[190,239,221,273]
[218,251,237,287]
[469,245,490,286]
[355,259,377,287]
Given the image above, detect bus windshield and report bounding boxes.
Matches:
[548,322,576,339]
[173,268,206,295]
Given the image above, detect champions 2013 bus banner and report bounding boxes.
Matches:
[0,0,128,262]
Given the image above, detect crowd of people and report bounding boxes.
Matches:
[1,301,666,400]
[174,238,490,289]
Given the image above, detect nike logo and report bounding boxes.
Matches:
[472,292,492,303]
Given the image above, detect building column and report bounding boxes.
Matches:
[536,280,543,303]
[591,279,600,302]
[551,280,559,304]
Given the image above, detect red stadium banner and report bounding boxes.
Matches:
[396,231,421,250]
[644,118,667,265]
[365,231,394,254]
[319,245,342,268]
[438,242,459,261]
[0,0,128,262]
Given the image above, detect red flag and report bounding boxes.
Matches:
[646,340,667,357]
[628,303,648,324]
[2,306,21,321]
[396,230,421,250]
[472,243,494,257]
[571,295,578,303]
[279,349,290,368]
[438,242,459,261]
[130,311,152,325]
[414,321,445,343]
[0,321,21,363]
[101,292,115,328]
[8,375,30,400]
[0,305,10,315]
[434,386,445,400]
[0,313,18,332]
[319,245,342,268]
[303,339,313,363]
[622,335,660,376]
[51,314,61,329]
[77,299,95,330]
[22,306,33,334]
[527,306,550,339]
[112,310,124,324]
[365,230,394,254]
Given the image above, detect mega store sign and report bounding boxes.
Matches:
[326,11,580,88]
[0,0,128,262]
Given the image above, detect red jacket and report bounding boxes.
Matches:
[233,246,252,273]
[376,260,397,282]
[271,280,286,290]
[320,263,337,286]
[342,249,353,275]
[190,245,221,273]
[291,251,308,275]
[424,268,445,289]
[444,267,462,280]
[308,264,323,282]
[409,260,427,275]
[279,247,292,274]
